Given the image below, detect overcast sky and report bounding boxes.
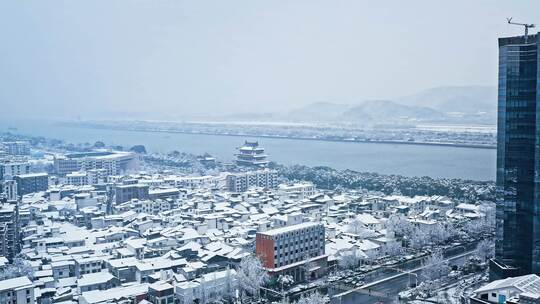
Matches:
[0,0,538,120]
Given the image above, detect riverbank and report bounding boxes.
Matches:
[64,123,496,150]
[0,119,496,180]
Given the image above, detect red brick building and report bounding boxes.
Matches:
[255,222,327,282]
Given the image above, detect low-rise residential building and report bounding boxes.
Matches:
[148,281,174,304]
[278,182,316,199]
[77,271,119,293]
[471,274,540,304]
[0,276,34,304]
[116,183,149,204]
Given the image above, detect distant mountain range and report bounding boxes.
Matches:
[201,85,497,126]
[284,86,497,125]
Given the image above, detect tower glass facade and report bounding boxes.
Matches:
[492,33,539,280]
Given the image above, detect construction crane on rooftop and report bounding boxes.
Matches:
[507,17,536,42]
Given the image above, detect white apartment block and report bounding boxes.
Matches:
[2,141,30,156]
[168,175,218,189]
[66,172,88,186]
[54,151,139,176]
[278,182,316,199]
[1,161,31,181]
[131,199,172,215]
[225,170,278,192]
[0,276,35,304]
[87,169,108,185]
[2,180,17,201]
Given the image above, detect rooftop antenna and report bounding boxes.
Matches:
[507,17,535,43]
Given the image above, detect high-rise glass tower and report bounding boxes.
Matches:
[491,32,539,280]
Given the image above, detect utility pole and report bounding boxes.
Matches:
[507,17,536,43]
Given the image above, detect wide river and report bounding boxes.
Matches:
[1,119,496,181]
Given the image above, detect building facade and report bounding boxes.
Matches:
[2,180,18,201]
[0,203,19,260]
[0,161,31,181]
[115,183,150,204]
[14,173,48,196]
[225,170,278,192]
[256,222,326,282]
[54,151,139,176]
[0,276,34,304]
[1,141,31,156]
[492,32,540,279]
[235,141,269,167]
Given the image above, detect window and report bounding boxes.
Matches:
[492,293,496,298]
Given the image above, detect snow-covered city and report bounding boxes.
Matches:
[2,1,540,304]
[0,137,496,304]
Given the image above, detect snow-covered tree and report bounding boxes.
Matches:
[0,257,34,281]
[346,218,365,235]
[237,255,269,299]
[224,267,236,301]
[277,274,294,291]
[428,223,452,245]
[476,239,494,261]
[422,251,448,281]
[199,276,209,304]
[409,229,429,250]
[386,214,413,237]
[295,291,326,304]
[384,241,403,257]
[303,260,318,282]
[338,249,361,269]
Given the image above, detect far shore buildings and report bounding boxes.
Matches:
[235,141,269,168]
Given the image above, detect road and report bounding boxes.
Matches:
[329,242,480,304]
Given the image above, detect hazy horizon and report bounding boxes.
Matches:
[1,0,538,120]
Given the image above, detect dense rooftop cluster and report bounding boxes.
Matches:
[0,134,495,304]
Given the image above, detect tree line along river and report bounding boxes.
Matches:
[2,119,496,181]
